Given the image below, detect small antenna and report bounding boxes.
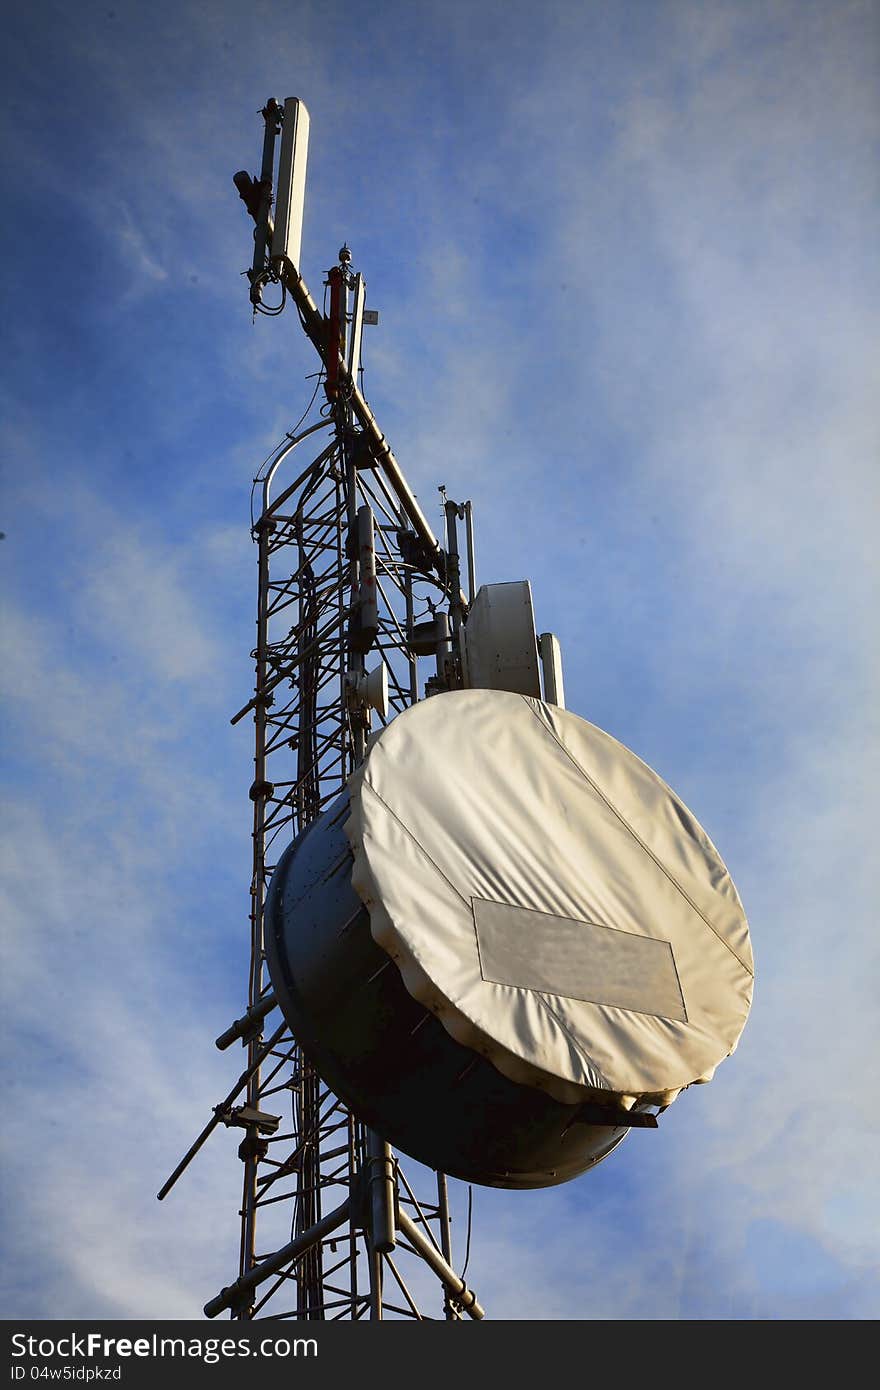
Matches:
[348,272,366,380]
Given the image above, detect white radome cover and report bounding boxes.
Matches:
[344,689,753,1111]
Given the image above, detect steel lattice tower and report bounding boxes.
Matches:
[159,99,482,1322]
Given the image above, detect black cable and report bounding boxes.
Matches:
[254,281,287,317]
[249,373,327,529]
[460,1185,473,1280]
[288,373,325,438]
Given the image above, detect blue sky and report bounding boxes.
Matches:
[1,0,877,1319]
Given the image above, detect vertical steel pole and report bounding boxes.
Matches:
[464,500,476,603]
[247,99,282,306]
[402,507,419,703]
[436,1171,456,1321]
[367,1130,397,1256]
[336,269,367,767]
[238,516,273,1306]
[347,1111,360,1319]
[445,499,465,640]
[298,1061,324,1317]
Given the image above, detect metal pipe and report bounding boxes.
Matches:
[356,504,378,650]
[279,266,442,564]
[347,1113,359,1320]
[366,1130,396,1256]
[464,500,476,603]
[397,1210,484,1319]
[436,1171,455,1321]
[298,1062,325,1317]
[401,506,419,702]
[383,1255,424,1320]
[325,266,344,401]
[215,992,277,1051]
[230,598,354,725]
[368,1247,384,1321]
[344,405,366,766]
[433,611,451,681]
[260,420,332,518]
[436,1171,453,1265]
[246,99,282,306]
[204,1197,352,1318]
[236,169,440,561]
[444,499,464,640]
[237,516,274,1288]
[157,1022,288,1201]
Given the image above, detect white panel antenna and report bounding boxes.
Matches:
[348,273,366,380]
[538,632,565,707]
[271,97,310,276]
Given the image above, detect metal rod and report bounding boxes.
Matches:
[383,1255,424,1320]
[279,265,442,564]
[237,517,274,1291]
[343,435,366,765]
[368,1249,384,1321]
[395,1166,444,1259]
[215,992,278,1051]
[436,1171,455,1320]
[204,1197,352,1318]
[464,500,476,603]
[396,1210,484,1319]
[325,266,344,401]
[444,498,465,652]
[261,425,334,519]
[401,506,419,703]
[230,599,354,724]
[245,98,282,307]
[297,1061,325,1317]
[347,1112,359,1320]
[366,1130,396,1255]
[157,1022,288,1200]
[357,504,379,650]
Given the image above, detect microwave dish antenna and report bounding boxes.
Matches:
[265,688,753,1187]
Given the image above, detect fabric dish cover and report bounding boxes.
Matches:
[344,689,753,1111]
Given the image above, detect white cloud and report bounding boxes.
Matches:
[2,0,877,1322]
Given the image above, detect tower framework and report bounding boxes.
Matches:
[221,360,478,1320]
[159,103,482,1319]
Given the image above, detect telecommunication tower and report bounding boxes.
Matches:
[158,97,755,1324]
[159,97,484,1320]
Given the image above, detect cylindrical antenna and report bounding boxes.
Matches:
[464,500,476,603]
[325,265,345,401]
[444,496,466,640]
[356,504,379,651]
[538,632,566,708]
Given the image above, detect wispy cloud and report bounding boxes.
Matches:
[1,0,877,1321]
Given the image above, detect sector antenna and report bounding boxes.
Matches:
[159,97,754,1322]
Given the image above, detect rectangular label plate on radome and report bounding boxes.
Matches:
[472,897,687,1022]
